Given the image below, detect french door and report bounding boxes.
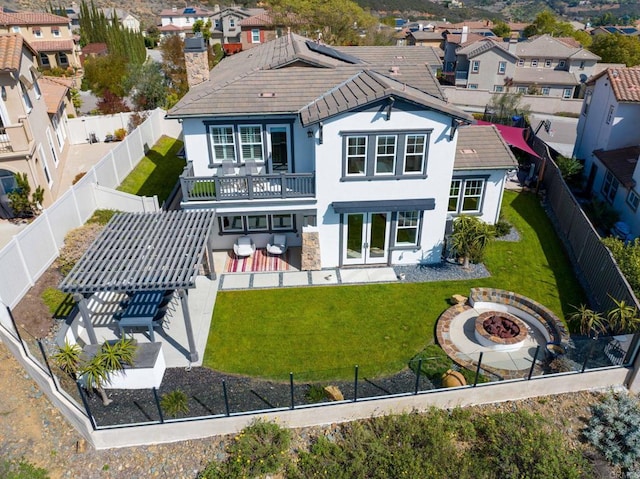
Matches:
[343,212,390,265]
[266,125,290,172]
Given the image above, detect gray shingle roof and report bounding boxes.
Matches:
[455,37,518,60]
[516,34,599,60]
[454,125,517,170]
[513,68,579,85]
[168,33,466,124]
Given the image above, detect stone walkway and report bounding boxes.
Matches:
[219,267,399,290]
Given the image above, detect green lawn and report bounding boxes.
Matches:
[204,190,586,380]
[117,136,185,204]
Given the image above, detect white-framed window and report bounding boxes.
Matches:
[210,125,236,162]
[38,144,52,187]
[517,59,524,67]
[229,18,235,27]
[271,213,293,230]
[468,84,478,89]
[471,60,480,73]
[606,105,615,124]
[214,19,220,28]
[559,60,566,68]
[39,52,50,66]
[251,29,260,43]
[52,27,60,37]
[544,59,552,68]
[602,170,619,203]
[247,214,268,231]
[57,52,68,66]
[516,86,527,93]
[403,134,426,174]
[395,210,420,245]
[221,215,244,232]
[497,61,506,74]
[19,81,32,113]
[531,59,538,67]
[448,178,485,213]
[493,85,504,92]
[541,87,550,96]
[562,87,572,99]
[375,135,396,175]
[627,190,640,212]
[33,28,42,38]
[238,125,263,162]
[12,26,20,33]
[346,136,367,176]
[31,71,41,99]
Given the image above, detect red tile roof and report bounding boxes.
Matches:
[590,67,640,102]
[0,34,23,71]
[40,76,68,113]
[0,10,69,26]
[29,39,74,52]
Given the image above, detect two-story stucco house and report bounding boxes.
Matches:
[445,33,600,98]
[573,67,640,239]
[159,6,213,39]
[0,34,73,217]
[168,34,516,268]
[210,7,265,47]
[0,9,80,71]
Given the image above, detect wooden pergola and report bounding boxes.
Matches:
[59,210,216,362]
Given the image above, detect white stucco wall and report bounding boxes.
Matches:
[452,169,509,225]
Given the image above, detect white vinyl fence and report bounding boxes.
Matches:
[0,108,180,309]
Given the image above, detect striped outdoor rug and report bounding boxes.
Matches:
[224,248,290,273]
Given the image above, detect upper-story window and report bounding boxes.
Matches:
[39,52,50,67]
[238,125,263,162]
[606,105,615,124]
[229,18,235,27]
[52,27,60,37]
[214,19,220,28]
[448,178,485,214]
[516,86,527,93]
[544,59,552,68]
[559,60,566,68]
[343,130,431,180]
[57,52,68,66]
[375,135,397,175]
[601,170,619,204]
[541,87,550,96]
[531,59,538,67]
[517,59,524,67]
[468,84,478,89]
[403,134,426,174]
[346,136,367,175]
[563,87,572,99]
[627,190,640,212]
[19,81,32,113]
[494,85,504,93]
[210,126,236,162]
[12,26,20,33]
[471,60,480,73]
[251,29,260,43]
[497,61,506,74]
[33,28,42,38]
[31,71,41,99]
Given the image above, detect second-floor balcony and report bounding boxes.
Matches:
[0,121,32,157]
[180,167,316,202]
[454,71,468,85]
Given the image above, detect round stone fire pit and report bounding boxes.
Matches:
[474,311,529,352]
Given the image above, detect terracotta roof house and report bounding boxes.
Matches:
[210,6,265,47]
[238,11,291,51]
[159,5,214,39]
[0,34,72,218]
[0,9,80,71]
[166,34,516,268]
[573,67,640,238]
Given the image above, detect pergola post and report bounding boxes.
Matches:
[178,288,198,363]
[206,227,216,280]
[75,294,98,345]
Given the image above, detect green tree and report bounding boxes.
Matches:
[160,36,188,104]
[523,9,591,47]
[192,19,212,42]
[96,89,130,114]
[590,34,640,66]
[602,237,640,295]
[83,53,128,97]
[145,25,161,48]
[268,0,377,45]
[126,61,168,110]
[449,215,494,269]
[491,21,511,38]
[486,91,531,123]
[8,173,44,218]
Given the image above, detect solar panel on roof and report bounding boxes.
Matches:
[184,7,196,14]
[604,26,619,33]
[621,27,638,34]
[305,40,361,64]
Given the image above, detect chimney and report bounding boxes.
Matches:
[461,25,468,43]
[184,36,209,89]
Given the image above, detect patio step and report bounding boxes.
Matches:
[301,230,322,271]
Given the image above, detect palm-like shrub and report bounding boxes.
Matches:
[449,215,494,268]
[161,389,189,417]
[568,304,607,338]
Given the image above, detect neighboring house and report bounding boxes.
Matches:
[590,25,639,37]
[406,30,444,49]
[573,67,640,238]
[79,42,108,66]
[159,6,213,39]
[167,34,516,269]
[210,6,265,46]
[0,34,71,217]
[238,12,288,50]
[0,9,80,71]
[100,8,140,33]
[444,33,600,98]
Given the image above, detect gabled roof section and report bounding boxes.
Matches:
[517,34,598,60]
[446,32,484,45]
[0,10,69,25]
[455,125,517,170]
[589,67,640,102]
[0,34,24,71]
[456,37,518,60]
[40,76,68,114]
[29,39,74,52]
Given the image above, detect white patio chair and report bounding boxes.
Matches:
[233,236,255,257]
[266,234,288,256]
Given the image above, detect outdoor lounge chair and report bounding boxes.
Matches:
[233,236,255,257]
[266,234,287,256]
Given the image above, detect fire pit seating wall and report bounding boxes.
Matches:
[468,287,569,347]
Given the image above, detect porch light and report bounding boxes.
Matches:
[307,129,314,138]
[1,86,6,101]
